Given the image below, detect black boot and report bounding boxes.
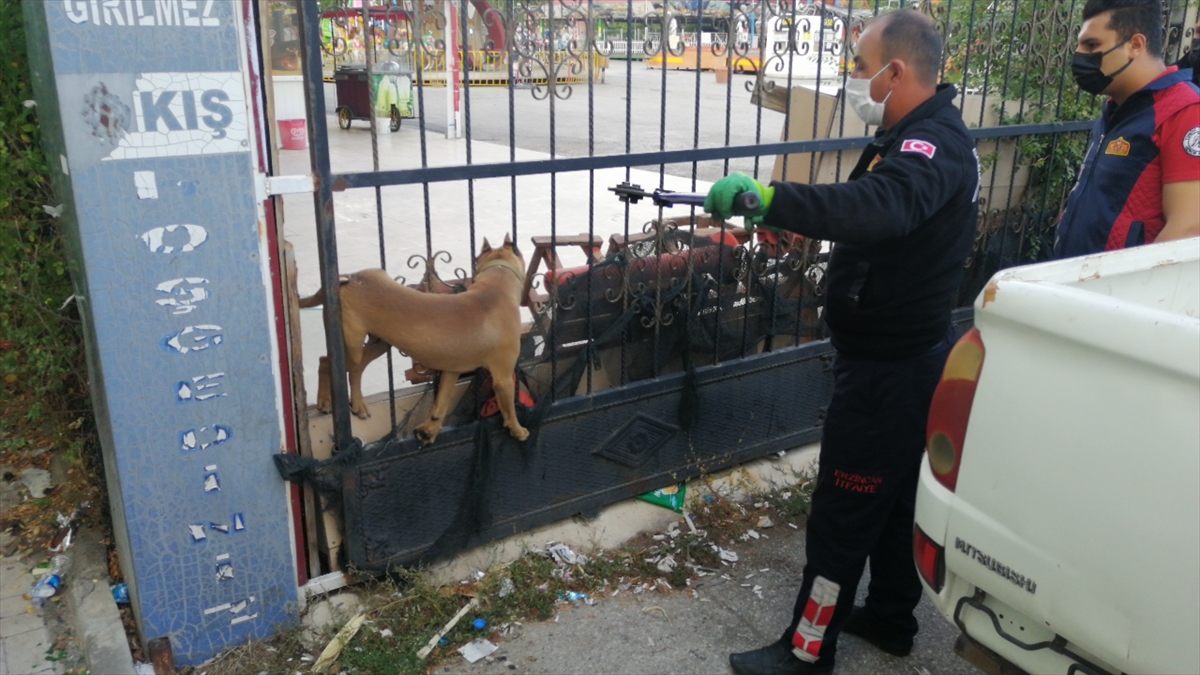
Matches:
[728,641,835,675]
[841,606,913,657]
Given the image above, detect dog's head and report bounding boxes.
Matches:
[478,233,525,272]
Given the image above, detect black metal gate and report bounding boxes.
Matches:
[289,0,1198,570]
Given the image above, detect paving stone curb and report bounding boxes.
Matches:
[50,457,136,675]
[63,526,136,675]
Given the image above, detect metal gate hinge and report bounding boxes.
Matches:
[259,174,316,198]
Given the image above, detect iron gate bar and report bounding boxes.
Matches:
[331,121,1094,190]
[299,0,353,451]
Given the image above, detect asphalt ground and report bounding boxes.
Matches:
[437,521,981,675]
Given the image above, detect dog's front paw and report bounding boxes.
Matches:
[414,422,440,446]
[316,399,333,415]
[507,424,530,442]
[350,400,371,419]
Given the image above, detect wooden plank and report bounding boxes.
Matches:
[283,241,324,580]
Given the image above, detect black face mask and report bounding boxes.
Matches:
[1072,40,1133,95]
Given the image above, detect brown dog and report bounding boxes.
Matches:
[300,236,529,446]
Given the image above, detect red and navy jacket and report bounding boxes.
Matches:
[1054,67,1200,259]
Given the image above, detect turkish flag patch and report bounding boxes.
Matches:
[901,139,937,159]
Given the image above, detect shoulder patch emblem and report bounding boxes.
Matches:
[1184,128,1200,158]
[1105,137,1131,156]
[866,154,883,172]
[900,139,937,159]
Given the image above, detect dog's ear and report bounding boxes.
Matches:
[481,237,492,253]
[503,232,512,247]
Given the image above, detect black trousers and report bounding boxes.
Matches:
[780,337,951,663]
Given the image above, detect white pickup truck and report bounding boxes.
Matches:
[913,238,1200,675]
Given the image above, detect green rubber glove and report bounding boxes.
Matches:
[703,173,775,225]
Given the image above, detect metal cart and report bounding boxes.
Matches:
[333,62,414,132]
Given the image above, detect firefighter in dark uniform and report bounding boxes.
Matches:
[704,10,980,675]
[1055,0,1200,258]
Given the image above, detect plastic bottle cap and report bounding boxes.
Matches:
[472,618,487,630]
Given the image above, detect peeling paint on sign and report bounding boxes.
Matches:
[103,72,248,160]
[141,224,207,254]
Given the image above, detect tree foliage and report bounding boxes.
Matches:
[0,1,88,425]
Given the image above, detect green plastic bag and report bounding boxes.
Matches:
[639,483,687,513]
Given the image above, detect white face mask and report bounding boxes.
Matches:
[845,64,893,127]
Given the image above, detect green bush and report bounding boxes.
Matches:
[0,1,88,427]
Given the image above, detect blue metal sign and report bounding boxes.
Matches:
[27,0,297,664]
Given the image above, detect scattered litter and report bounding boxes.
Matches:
[781,491,792,499]
[746,530,761,540]
[498,577,515,598]
[19,468,52,499]
[639,484,686,513]
[50,511,79,552]
[561,591,589,603]
[112,582,130,605]
[473,618,487,630]
[30,555,70,608]
[473,570,486,581]
[546,542,588,566]
[459,639,498,664]
[740,583,752,587]
[652,534,666,541]
[721,574,732,581]
[753,585,764,599]
[744,573,755,579]
[776,450,787,458]
[656,554,677,574]
[417,598,479,660]
[754,502,765,509]
[312,612,365,674]
[718,549,739,563]
[683,513,699,534]
[380,629,393,638]
[759,568,770,573]
[643,606,671,624]
[133,663,155,675]
[656,578,672,591]
[300,655,314,662]
[788,523,799,530]
[757,516,775,529]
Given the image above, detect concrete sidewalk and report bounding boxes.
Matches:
[0,538,63,675]
[441,520,981,675]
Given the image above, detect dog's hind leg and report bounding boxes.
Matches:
[345,338,392,419]
[342,326,372,419]
[414,370,459,446]
[491,366,530,442]
[316,356,332,413]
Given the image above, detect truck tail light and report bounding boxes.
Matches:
[926,328,985,492]
[913,525,945,593]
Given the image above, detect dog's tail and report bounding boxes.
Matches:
[298,288,324,308]
[298,276,352,308]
